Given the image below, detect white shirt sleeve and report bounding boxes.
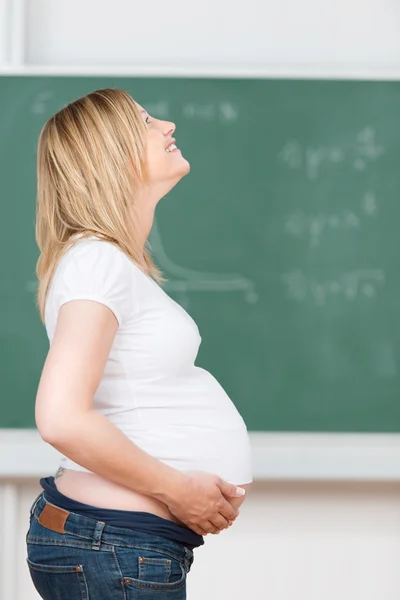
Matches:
[52,239,136,327]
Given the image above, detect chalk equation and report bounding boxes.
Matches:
[281,269,385,306]
[278,127,384,179]
[30,92,239,124]
[31,90,54,115]
[284,192,378,247]
[182,101,239,123]
[125,100,239,123]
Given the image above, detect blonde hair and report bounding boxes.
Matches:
[35,88,164,323]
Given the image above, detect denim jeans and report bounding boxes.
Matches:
[26,491,195,599]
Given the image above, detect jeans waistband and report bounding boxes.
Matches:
[29,491,194,571]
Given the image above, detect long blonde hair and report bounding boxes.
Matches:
[35,88,164,323]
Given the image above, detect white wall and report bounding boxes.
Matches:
[23,0,400,69]
[6,478,400,600]
[0,0,399,73]
[189,480,400,599]
[1,1,400,599]
[0,0,7,64]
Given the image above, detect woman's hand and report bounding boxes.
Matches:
[165,470,246,536]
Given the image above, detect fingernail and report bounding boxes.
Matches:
[236,487,246,496]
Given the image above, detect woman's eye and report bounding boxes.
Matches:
[145,116,151,124]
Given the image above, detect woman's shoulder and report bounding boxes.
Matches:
[50,234,146,294]
[64,234,126,259]
[47,235,146,327]
[59,234,143,276]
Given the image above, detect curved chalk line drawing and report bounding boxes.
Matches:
[25,220,259,306]
[150,218,258,305]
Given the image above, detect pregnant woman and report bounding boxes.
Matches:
[26,88,253,599]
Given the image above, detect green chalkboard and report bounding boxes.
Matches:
[1,76,399,432]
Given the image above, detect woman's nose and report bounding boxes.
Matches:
[163,120,176,136]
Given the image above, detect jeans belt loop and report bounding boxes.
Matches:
[91,520,106,550]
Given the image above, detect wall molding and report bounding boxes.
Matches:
[1,429,400,481]
[1,64,400,79]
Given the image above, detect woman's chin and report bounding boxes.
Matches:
[179,156,191,175]
[173,158,191,181]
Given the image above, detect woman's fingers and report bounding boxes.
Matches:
[200,514,235,535]
[218,497,239,522]
[210,513,230,531]
[201,520,220,534]
[190,524,208,536]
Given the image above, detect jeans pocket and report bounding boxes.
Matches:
[26,557,89,600]
[115,547,187,596]
[138,556,172,583]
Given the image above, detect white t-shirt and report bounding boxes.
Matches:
[44,235,253,485]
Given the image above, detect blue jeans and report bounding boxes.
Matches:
[26,491,195,599]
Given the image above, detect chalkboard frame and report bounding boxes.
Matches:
[2,71,400,468]
[1,430,400,480]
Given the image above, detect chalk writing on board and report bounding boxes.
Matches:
[141,101,239,123]
[353,127,385,170]
[26,220,257,309]
[150,218,257,308]
[278,141,343,179]
[362,191,378,216]
[281,269,385,306]
[284,192,378,247]
[182,102,239,123]
[31,91,54,115]
[143,101,170,119]
[26,281,37,293]
[219,102,239,123]
[278,127,384,179]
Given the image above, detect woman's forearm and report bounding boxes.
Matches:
[41,410,186,504]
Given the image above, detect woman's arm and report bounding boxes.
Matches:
[36,299,243,535]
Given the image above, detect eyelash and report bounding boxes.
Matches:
[145,116,151,124]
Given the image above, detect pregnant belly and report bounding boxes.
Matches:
[54,469,252,528]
